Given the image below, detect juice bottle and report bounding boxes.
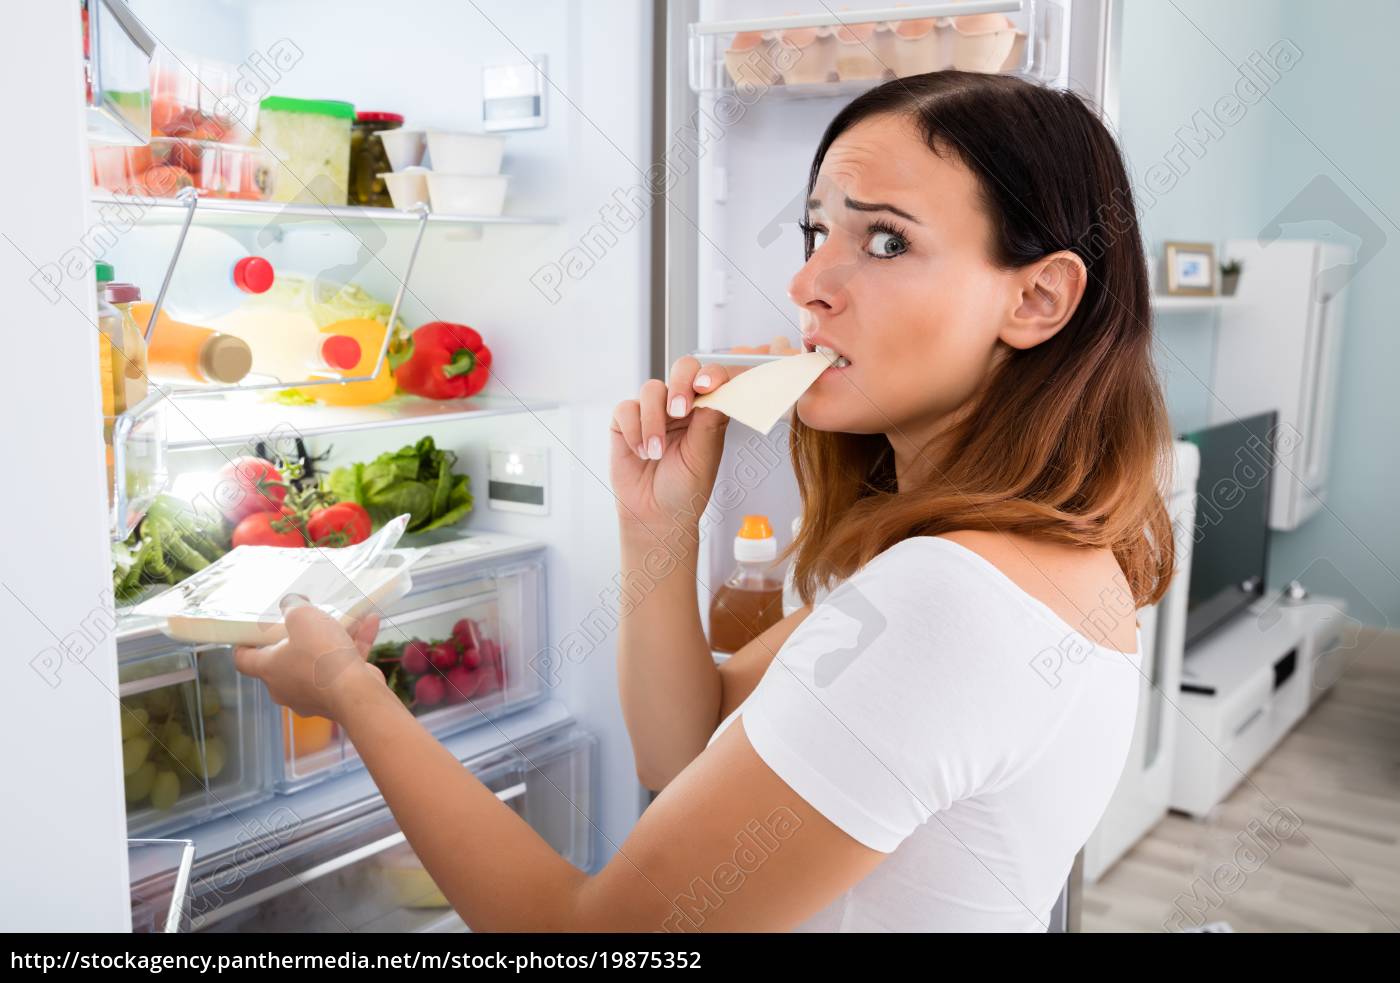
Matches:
[709,514,785,654]
[95,262,123,500]
[117,225,275,321]
[102,280,149,410]
[310,317,397,406]
[134,302,253,385]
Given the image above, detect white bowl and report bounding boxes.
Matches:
[426,173,509,216]
[375,129,426,171]
[425,131,505,175]
[379,168,431,210]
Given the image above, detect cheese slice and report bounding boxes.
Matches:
[693,351,829,433]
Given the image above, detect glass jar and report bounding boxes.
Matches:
[349,111,403,207]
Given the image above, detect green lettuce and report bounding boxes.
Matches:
[326,436,473,533]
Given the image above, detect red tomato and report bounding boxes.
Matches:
[217,457,286,523]
[306,502,372,547]
[231,508,306,548]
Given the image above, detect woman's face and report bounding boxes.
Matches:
[791,114,1014,442]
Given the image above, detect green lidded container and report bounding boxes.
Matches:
[256,97,356,205]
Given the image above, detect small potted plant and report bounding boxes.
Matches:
[1220,258,1243,296]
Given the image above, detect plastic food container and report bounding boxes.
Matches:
[119,644,269,836]
[426,173,508,216]
[151,48,253,144]
[132,515,424,646]
[256,97,356,204]
[376,129,427,171]
[424,131,505,175]
[379,167,431,211]
[349,111,403,207]
[91,138,272,200]
[277,539,548,791]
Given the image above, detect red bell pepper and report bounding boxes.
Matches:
[393,322,492,400]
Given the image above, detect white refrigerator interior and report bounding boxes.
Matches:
[5,0,657,931]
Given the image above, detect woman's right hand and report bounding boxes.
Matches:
[609,356,736,533]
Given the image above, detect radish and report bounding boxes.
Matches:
[452,617,482,651]
[429,641,458,671]
[443,665,479,704]
[401,640,431,676]
[460,643,482,670]
[414,674,446,708]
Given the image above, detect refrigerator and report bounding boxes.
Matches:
[0,0,1121,932]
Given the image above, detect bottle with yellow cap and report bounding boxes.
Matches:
[708,514,785,655]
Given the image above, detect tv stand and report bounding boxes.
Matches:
[1170,589,1349,817]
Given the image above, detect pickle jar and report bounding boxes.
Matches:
[349,111,404,207]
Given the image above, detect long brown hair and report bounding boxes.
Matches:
[788,72,1176,609]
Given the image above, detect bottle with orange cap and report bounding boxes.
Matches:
[708,514,786,655]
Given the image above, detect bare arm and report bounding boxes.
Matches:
[237,603,885,933]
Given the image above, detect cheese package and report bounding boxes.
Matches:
[692,351,829,433]
[134,514,426,646]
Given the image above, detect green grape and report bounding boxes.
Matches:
[203,740,226,781]
[122,736,152,776]
[168,734,197,772]
[119,705,149,740]
[145,688,174,718]
[158,717,185,745]
[125,761,156,803]
[150,770,180,810]
[201,687,222,718]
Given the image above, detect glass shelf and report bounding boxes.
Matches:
[1152,295,1237,313]
[90,193,556,229]
[163,391,558,450]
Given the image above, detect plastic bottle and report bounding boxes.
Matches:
[96,262,124,499]
[309,317,397,406]
[207,295,363,383]
[709,514,786,654]
[115,225,276,321]
[133,302,253,385]
[102,280,149,411]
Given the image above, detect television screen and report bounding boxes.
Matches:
[1182,412,1277,648]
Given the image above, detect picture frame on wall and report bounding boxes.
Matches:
[1163,241,1218,296]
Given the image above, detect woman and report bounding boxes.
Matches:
[236,72,1174,932]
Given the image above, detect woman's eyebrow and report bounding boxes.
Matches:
[806,195,922,224]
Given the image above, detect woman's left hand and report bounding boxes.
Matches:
[234,595,384,721]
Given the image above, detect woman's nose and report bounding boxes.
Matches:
[787,246,849,320]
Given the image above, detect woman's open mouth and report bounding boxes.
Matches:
[809,343,851,368]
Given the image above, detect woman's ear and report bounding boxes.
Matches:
[999,251,1088,350]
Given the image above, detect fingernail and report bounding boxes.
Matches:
[668,395,686,418]
[636,443,647,460]
[694,374,711,389]
[280,593,310,613]
[647,436,662,460]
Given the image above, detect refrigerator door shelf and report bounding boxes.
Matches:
[688,0,1065,96]
[192,726,596,933]
[119,645,271,837]
[110,393,169,542]
[128,837,196,933]
[277,550,549,792]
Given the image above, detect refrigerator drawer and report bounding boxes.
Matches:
[120,645,270,835]
[194,726,596,933]
[277,554,548,791]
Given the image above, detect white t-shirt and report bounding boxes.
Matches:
[709,535,1142,932]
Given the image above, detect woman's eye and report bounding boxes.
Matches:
[867,230,908,258]
[808,226,828,248]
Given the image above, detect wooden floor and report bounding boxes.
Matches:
[1083,627,1400,933]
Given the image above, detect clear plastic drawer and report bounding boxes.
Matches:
[277,551,548,791]
[120,644,270,836]
[193,726,595,933]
